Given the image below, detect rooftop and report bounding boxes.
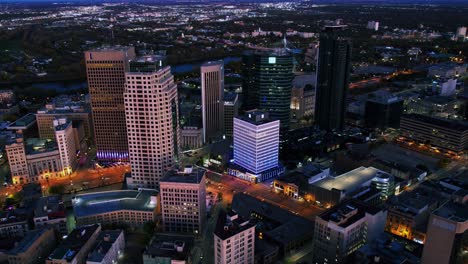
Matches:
[161,167,205,184]
[201,60,224,67]
[48,224,100,262]
[9,227,54,255]
[313,166,389,194]
[223,92,238,103]
[433,201,468,222]
[402,114,468,132]
[319,200,383,228]
[214,209,255,240]
[7,113,37,130]
[34,195,66,219]
[144,234,193,261]
[24,138,58,155]
[237,109,276,126]
[87,230,124,263]
[73,189,158,218]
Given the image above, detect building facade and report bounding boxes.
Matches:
[87,230,125,264]
[201,61,224,143]
[160,167,206,235]
[223,92,239,138]
[180,126,203,150]
[315,26,351,131]
[124,56,179,189]
[85,46,136,161]
[7,227,57,264]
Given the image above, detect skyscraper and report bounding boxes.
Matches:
[201,61,224,143]
[223,92,239,138]
[315,26,351,131]
[124,55,179,189]
[85,46,136,161]
[241,51,294,132]
[228,110,283,183]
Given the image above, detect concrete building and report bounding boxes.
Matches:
[400,114,468,153]
[364,93,403,128]
[7,227,57,264]
[421,201,467,264]
[214,210,256,264]
[34,195,67,236]
[47,224,101,264]
[310,166,394,207]
[160,167,206,235]
[223,92,239,138]
[54,118,77,175]
[315,26,351,131]
[85,46,136,162]
[0,211,28,238]
[86,230,125,264]
[228,110,282,183]
[180,126,203,150]
[201,61,224,143]
[290,74,315,121]
[73,189,159,227]
[312,200,387,264]
[124,56,179,189]
[143,234,194,264]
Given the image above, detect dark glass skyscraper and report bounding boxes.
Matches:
[242,50,294,132]
[315,26,351,131]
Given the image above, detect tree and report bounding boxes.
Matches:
[48,184,65,195]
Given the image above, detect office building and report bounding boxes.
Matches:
[456,26,467,38]
[223,92,239,138]
[315,26,351,131]
[366,21,379,31]
[124,56,179,189]
[160,167,206,234]
[228,110,282,183]
[47,224,101,264]
[400,114,468,153]
[143,234,194,264]
[406,96,462,119]
[290,74,315,121]
[85,46,136,161]
[312,200,387,264]
[180,126,203,150]
[364,94,403,128]
[214,210,256,264]
[241,50,294,131]
[86,230,125,264]
[0,211,28,238]
[6,227,57,264]
[73,189,159,227]
[310,166,394,207]
[54,118,77,175]
[34,195,67,236]
[422,201,467,264]
[232,193,313,256]
[201,61,224,143]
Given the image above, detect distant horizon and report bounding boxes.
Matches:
[2,0,468,4]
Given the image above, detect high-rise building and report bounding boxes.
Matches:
[124,55,179,189]
[364,94,403,129]
[160,167,206,235]
[228,110,283,183]
[214,209,255,264]
[223,92,239,138]
[312,200,387,264]
[421,201,468,264]
[85,46,136,161]
[241,51,294,131]
[201,61,224,143]
[315,26,351,131]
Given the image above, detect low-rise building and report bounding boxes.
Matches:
[47,224,101,264]
[143,234,194,264]
[86,230,125,264]
[0,211,29,238]
[180,126,203,150]
[214,209,256,264]
[34,195,67,236]
[73,189,159,227]
[312,200,387,264]
[7,227,57,264]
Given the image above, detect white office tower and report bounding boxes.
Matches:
[229,110,283,183]
[201,60,224,143]
[440,79,457,96]
[456,26,466,38]
[214,210,255,264]
[124,56,179,189]
[54,117,77,175]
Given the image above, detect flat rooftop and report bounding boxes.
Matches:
[48,224,100,262]
[214,210,255,240]
[161,167,205,184]
[319,200,382,228]
[237,110,276,126]
[87,230,124,263]
[73,189,158,218]
[313,166,388,194]
[7,113,37,130]
[433,201,468,222]
[24,138,58,155]
[201,60,223,67]
[144,234,193,261]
